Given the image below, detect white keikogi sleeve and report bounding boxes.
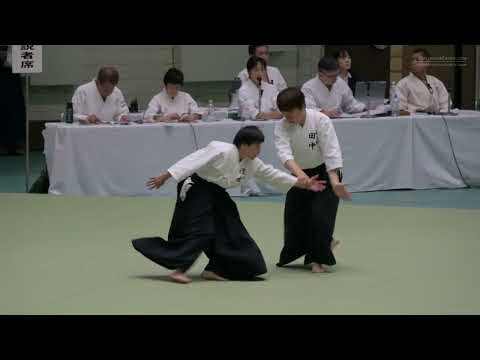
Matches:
[167,142,223,182]
[274,122,294,166]
[113,89,129,121]
[185,93,200,115]
[271,88,280,111]
[252,158,297,193]
[317,117,343,171]
[342,87,366,113]
[145,95,161,119]
[435,78,450,112]
[237,69,249,83]
[396,80,411,111]
[301,85,320,111]
[239,87,260,119]
[274,68,288,91]
[72,88,88,122]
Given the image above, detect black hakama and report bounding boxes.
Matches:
[277,164,339,267]
[132,174,267,280]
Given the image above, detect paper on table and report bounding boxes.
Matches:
[338,104,391,118]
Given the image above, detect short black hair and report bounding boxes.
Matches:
[318,56,339,72]
[163,67,184,86]
[246,56,267,74]
[276,87,306,112]
[97,66,119,85]
[412,48,431,60]
[233,126,265,147]
[333,49,351,60]
[248,45,268,56]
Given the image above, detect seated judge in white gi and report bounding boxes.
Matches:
[274,87,352,274]
[132,126,327,284]
[237,45,287,92]
[238,56,283,121]
[144,67,201,123]
[301,56,366,118]
[396,48,449,114]
[72,66,129,124]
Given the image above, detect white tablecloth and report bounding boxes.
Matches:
[336,114,467,191]
[442,112,480,187]
[43,111,480,197]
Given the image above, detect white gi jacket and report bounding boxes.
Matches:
[72,80,129,123]
[301,76,365,114]
[396,72,449,113]
[168,141,297,193]
[238,79,279,120]
[274,109,343,172]
[145,89,200,120]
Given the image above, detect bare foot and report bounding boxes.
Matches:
[169,270,192,284]
[311,263,327,273]
[331,239,340,251]
[201,271,227,281]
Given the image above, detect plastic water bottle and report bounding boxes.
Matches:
[390,82,400,117]
[206,99,215,122]
[65,102,74,123]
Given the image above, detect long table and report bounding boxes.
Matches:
[43,111,480,197]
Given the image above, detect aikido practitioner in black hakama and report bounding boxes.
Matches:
[274,87,352,273]
[132,126,327,284]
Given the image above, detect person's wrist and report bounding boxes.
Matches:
[296,180,307,189]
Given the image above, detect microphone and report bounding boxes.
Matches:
[257,77,263,114]
[264,70,271,85]
[425,82,433,94]
[424,79,444,115]
[425,80,446,115]
[257,77,263,96]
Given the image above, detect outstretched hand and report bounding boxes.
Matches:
[146,174,169,190]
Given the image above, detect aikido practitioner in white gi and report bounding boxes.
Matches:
[132,126,327,284]
[274,87,352,273]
